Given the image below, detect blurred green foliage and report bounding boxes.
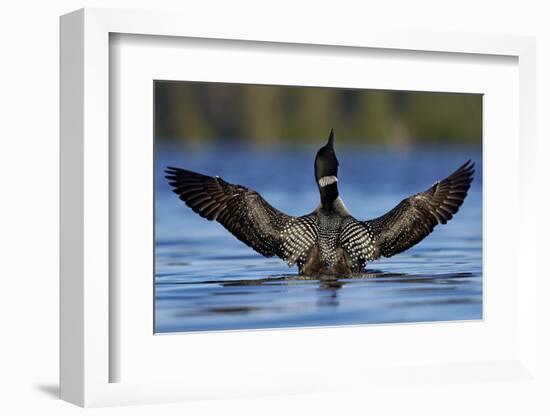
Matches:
[155,81,482,146]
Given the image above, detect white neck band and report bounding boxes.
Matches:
[318,175,338,187]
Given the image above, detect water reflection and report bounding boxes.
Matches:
[157,271,473,290]
[157,271,476,320]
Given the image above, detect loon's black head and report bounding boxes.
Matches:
[315,128,339,186]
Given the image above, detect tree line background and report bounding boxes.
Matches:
[154,81,482,148]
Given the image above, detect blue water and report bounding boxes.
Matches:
[155,142,482,333]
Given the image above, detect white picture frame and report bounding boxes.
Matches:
[60,7,538,408]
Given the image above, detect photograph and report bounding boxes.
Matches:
[155,81,482,333]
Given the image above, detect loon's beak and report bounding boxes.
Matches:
[327,128,335,148]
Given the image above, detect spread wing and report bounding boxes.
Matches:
[165,167,318,266]
[341,161,475,262]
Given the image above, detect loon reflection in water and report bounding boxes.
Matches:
[165,129,474,276]
[156,271,476,311]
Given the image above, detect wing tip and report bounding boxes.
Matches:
[446,159,475,187]
[164,166,180,181]
[458,159,475,174]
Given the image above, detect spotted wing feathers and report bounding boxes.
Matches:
[280,215,318,267]
[165,167,317,265]
[339,220,379,269]
[367,160,475,258]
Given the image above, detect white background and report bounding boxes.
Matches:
[1,1,548,415]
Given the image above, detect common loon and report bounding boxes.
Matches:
[165,129,474,276]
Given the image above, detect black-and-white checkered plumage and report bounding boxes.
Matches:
[166,129,474,275]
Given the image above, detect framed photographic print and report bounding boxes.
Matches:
[154,80,481,334]
[60,8,538,408]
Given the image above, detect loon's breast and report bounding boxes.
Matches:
[298,210,356,276]
[300,245,353,276]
